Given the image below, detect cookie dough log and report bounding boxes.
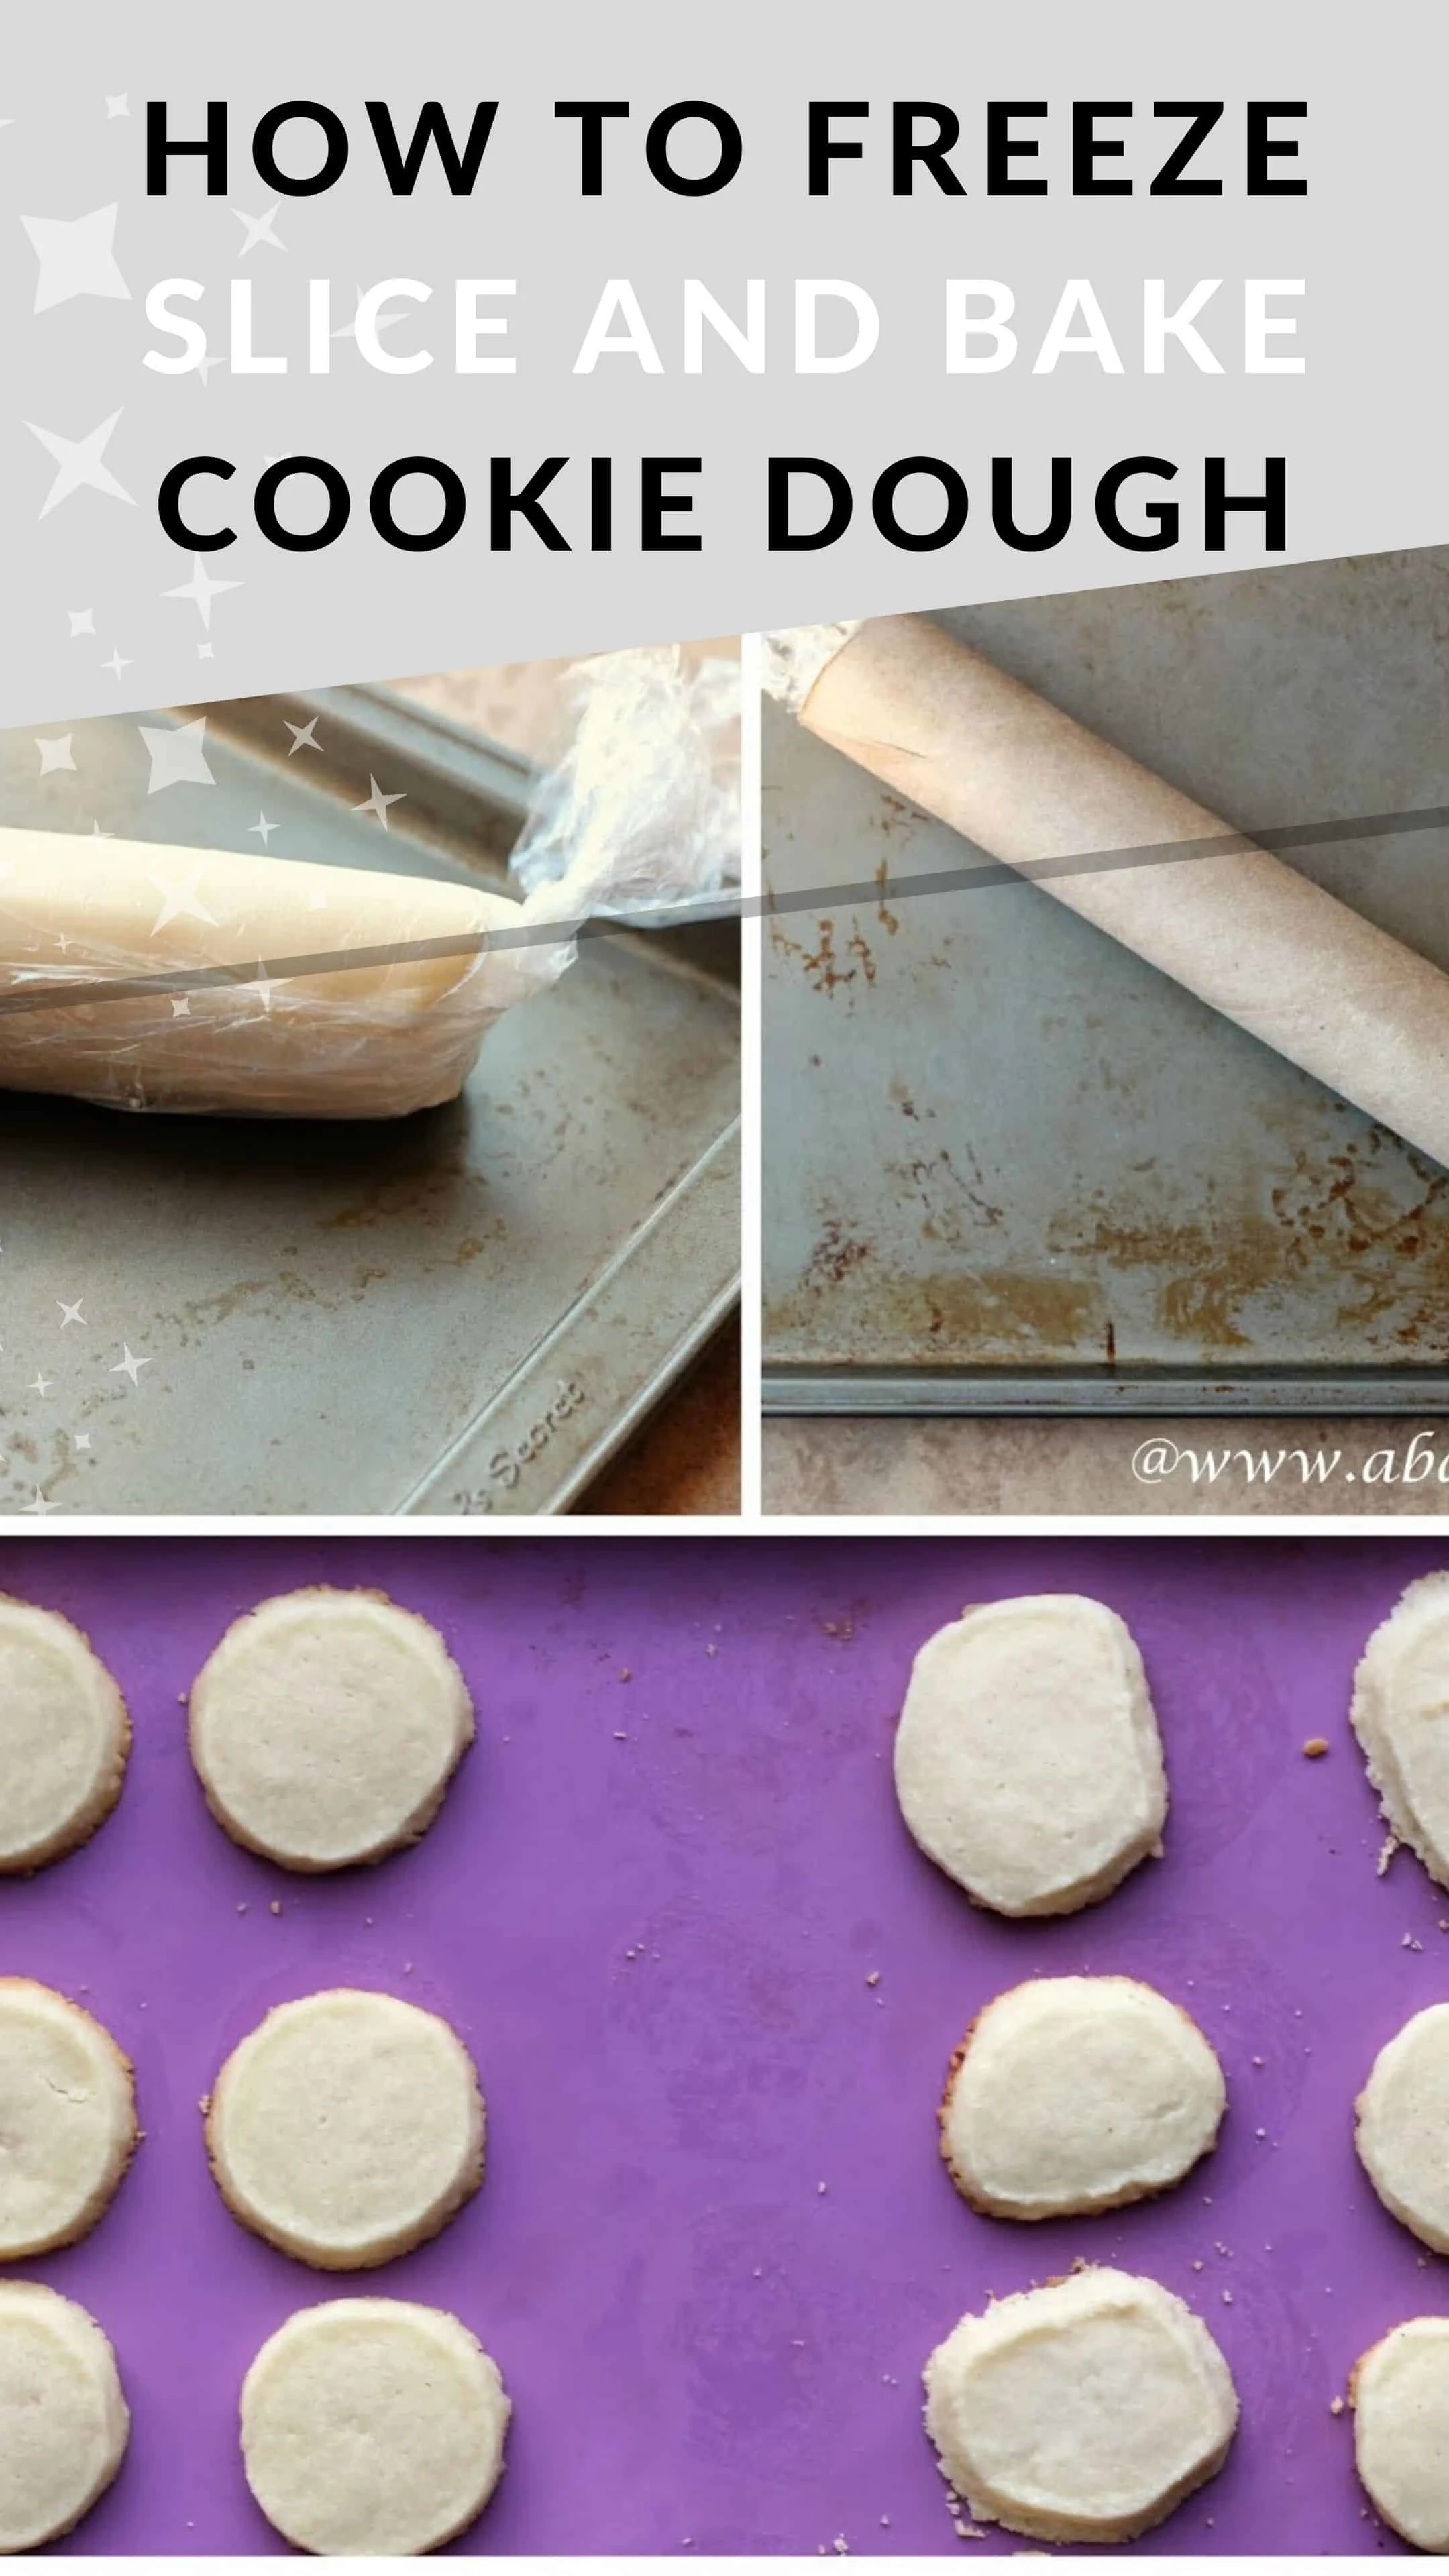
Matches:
[0,1596,129,1872]
[1352,1574,1449,1890]
[207,1990,485,2269]
[0,828,548,1120]
[0,1982,138,2258]
[925,2270,1238,2545]
[241,2300,511,2555]
[189,1587,474,1871]
[0,2284,130,2551]
[1356,2003,1449,2252]
[895,1594,1167,1915]
[942,1976,1225,2219]
[1354,2318,1449,2551]
[792,614,1449,1171]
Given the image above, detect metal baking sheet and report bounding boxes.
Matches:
[763,548,1449,1414]
[4,1526,1444,2553]
[0,688,739,1512]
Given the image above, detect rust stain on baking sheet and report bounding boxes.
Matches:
[1046,1128,1449,1358]
[767,1258,1102,1364]
[874,861,901,934]
[886,1144,1004,1240]
[802,918,855,998]
[804,1218,873,1290]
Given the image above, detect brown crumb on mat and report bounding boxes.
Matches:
[1303,1737,1330,1758]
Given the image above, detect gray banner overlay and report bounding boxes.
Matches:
[1,0,1442,720]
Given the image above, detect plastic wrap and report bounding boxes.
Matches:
[0,655,737,1121]
[508,645,739,938]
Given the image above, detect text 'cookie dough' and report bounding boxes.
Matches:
[0,2283,129,2551]
[0,1597,129,1872]
[1356,2002,1449,2252]
[924,2269,1238,2544]
[207,1989,484,2269]
[189,1587,474,1872]
[0,1980,137,2260]
[894,1595,1167,1916]
[1353,1574,1449,1892]
[241,2299,511,2555]
[941,1976,1225,2220]
[1354,2317,1449,2551]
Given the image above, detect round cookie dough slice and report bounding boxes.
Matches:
[894,1595,1167,1916]
[241,2299,511,2555]
[0,1980,138,2259]
[207,1989,484,2269]
[0,2282,129,2551]
[941,1976,1225,2220]
[1356,2002,1449,2251]
[0,1596,129,1872]
[1354,2317,1449,2550]
[924,2269,1238,2544]
[189,1587,474,1871]
[1353,1574,1449,1890]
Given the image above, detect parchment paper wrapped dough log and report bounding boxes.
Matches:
[0,830,560,1120]
[775,614,1449,1172]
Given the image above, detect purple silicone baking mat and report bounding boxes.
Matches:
[3,1532,1448,2557]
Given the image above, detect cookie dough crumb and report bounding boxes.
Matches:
[1303,1737,1330,1758]
[1379,1834,1401,1876]
[865,1972,881,1988]
[1403,1934,1424,1951]
[1330,2396,1346,2416]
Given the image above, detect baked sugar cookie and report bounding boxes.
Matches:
[895,1595,1167,1916]
[241,2299,510,2555]
[924,2269,1238,2544]
[0,1596,129,1872]
[1356,2003,1449,2251]
[0,2282,129,2551]
[1353,1576,1449,1890]
[941,1976,1224,2220]
[189,1588,474,1872]
[207,1989,484,2269]
[0,1980,137,2259]
[1353,2317,1449,2550]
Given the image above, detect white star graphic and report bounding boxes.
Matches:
[36,734,76,775]
[162,555,241,631]
[74,1432,92,1452]
[353,776,405,828]
[102,648,132,680]
[198,642,215,661]
[28,411,133,519]
[21,1489,56,1516]
[111,1345,150,1385]
[249,812,277,846]
[89,821,113,839]
[285,718,321,755]
[105,95,129,119]
[246,967,275,1014]
[58,1300,84,1327]
[67,607,94,637]
[21,203,129,313]
[233,204,284,254]
[147,866,217,932]
[170,996,191,1018]
[331,285,407,345]
[138,717,214,794]
[194,351,225,388]
[29,1372,54,1396]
